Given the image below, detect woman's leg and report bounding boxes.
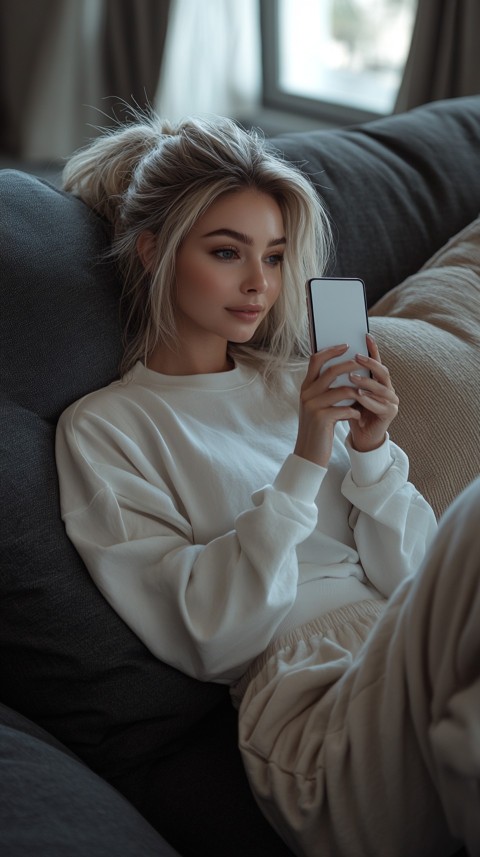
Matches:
[238,478,480,857]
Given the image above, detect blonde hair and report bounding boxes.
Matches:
[63,111,332,380]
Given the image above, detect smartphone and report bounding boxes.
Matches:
[306,277,369,406]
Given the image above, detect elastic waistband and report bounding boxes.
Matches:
[232,598,385,704]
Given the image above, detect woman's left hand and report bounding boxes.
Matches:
[348,333,399,452]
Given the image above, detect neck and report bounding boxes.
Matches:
[146,342,234,376]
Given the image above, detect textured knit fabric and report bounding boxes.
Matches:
[370,215,480,518]
[236,477,480,857]
[55,360,436,684]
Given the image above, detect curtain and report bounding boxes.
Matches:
[102,0,170,113]
[0,0,171,161]
[0,0,62,157]
[395,0,480,112]
[155,0,261,123]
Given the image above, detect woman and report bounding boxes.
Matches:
[56,113,479,857]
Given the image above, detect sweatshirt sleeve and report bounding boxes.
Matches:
[340,429,437,597]
[55,406,327,684]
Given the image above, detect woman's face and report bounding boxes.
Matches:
[172,188,285,365]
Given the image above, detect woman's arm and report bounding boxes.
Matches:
[56,408,327,684]
[296,335,436,595]
[340,428,438,596]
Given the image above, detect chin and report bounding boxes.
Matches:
[229,334,257,346]
[231,322,266,346]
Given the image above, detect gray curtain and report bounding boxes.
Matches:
[395,0,480,113]
[101,0,171,114]
[0,0,60,156]
[0,0,171,161]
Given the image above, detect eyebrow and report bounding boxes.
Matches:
[202,228,286,247]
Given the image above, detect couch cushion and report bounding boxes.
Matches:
[0,171,122,420]
[370,216,480,518]
[271,95,480,307]
[0,704,179,857]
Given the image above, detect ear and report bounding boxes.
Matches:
[136,230,157,271]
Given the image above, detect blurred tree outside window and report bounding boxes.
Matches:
[262,0,417,122]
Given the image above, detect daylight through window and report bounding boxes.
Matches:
[266,0,417,119]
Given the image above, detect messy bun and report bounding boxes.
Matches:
[62,114,174,224]
[62,111,331,379]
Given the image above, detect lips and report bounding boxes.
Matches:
[226,305,264,320]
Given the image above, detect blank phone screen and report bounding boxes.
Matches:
[307,277,369,405]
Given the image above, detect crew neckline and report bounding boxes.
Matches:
[129,359,259,391]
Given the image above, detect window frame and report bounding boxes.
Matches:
[260,0,399,127]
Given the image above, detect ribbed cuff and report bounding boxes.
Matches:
[345,433,393,487]
[274,454,327,503]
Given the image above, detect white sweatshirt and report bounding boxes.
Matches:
[55,360,437,684]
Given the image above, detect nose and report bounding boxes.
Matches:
[241,260,268,293]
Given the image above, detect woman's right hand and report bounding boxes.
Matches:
[294,345,362,468]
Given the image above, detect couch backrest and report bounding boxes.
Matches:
[270,95,480,306]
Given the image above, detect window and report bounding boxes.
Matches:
[261,0,417,124]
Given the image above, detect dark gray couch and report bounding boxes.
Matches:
[1,96,479,856]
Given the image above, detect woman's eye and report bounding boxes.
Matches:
[265,254,284,266]
[214,248,238,261]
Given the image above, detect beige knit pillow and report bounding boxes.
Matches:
[369,215,480,519]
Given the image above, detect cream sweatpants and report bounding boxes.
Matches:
[235,477,480,857]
